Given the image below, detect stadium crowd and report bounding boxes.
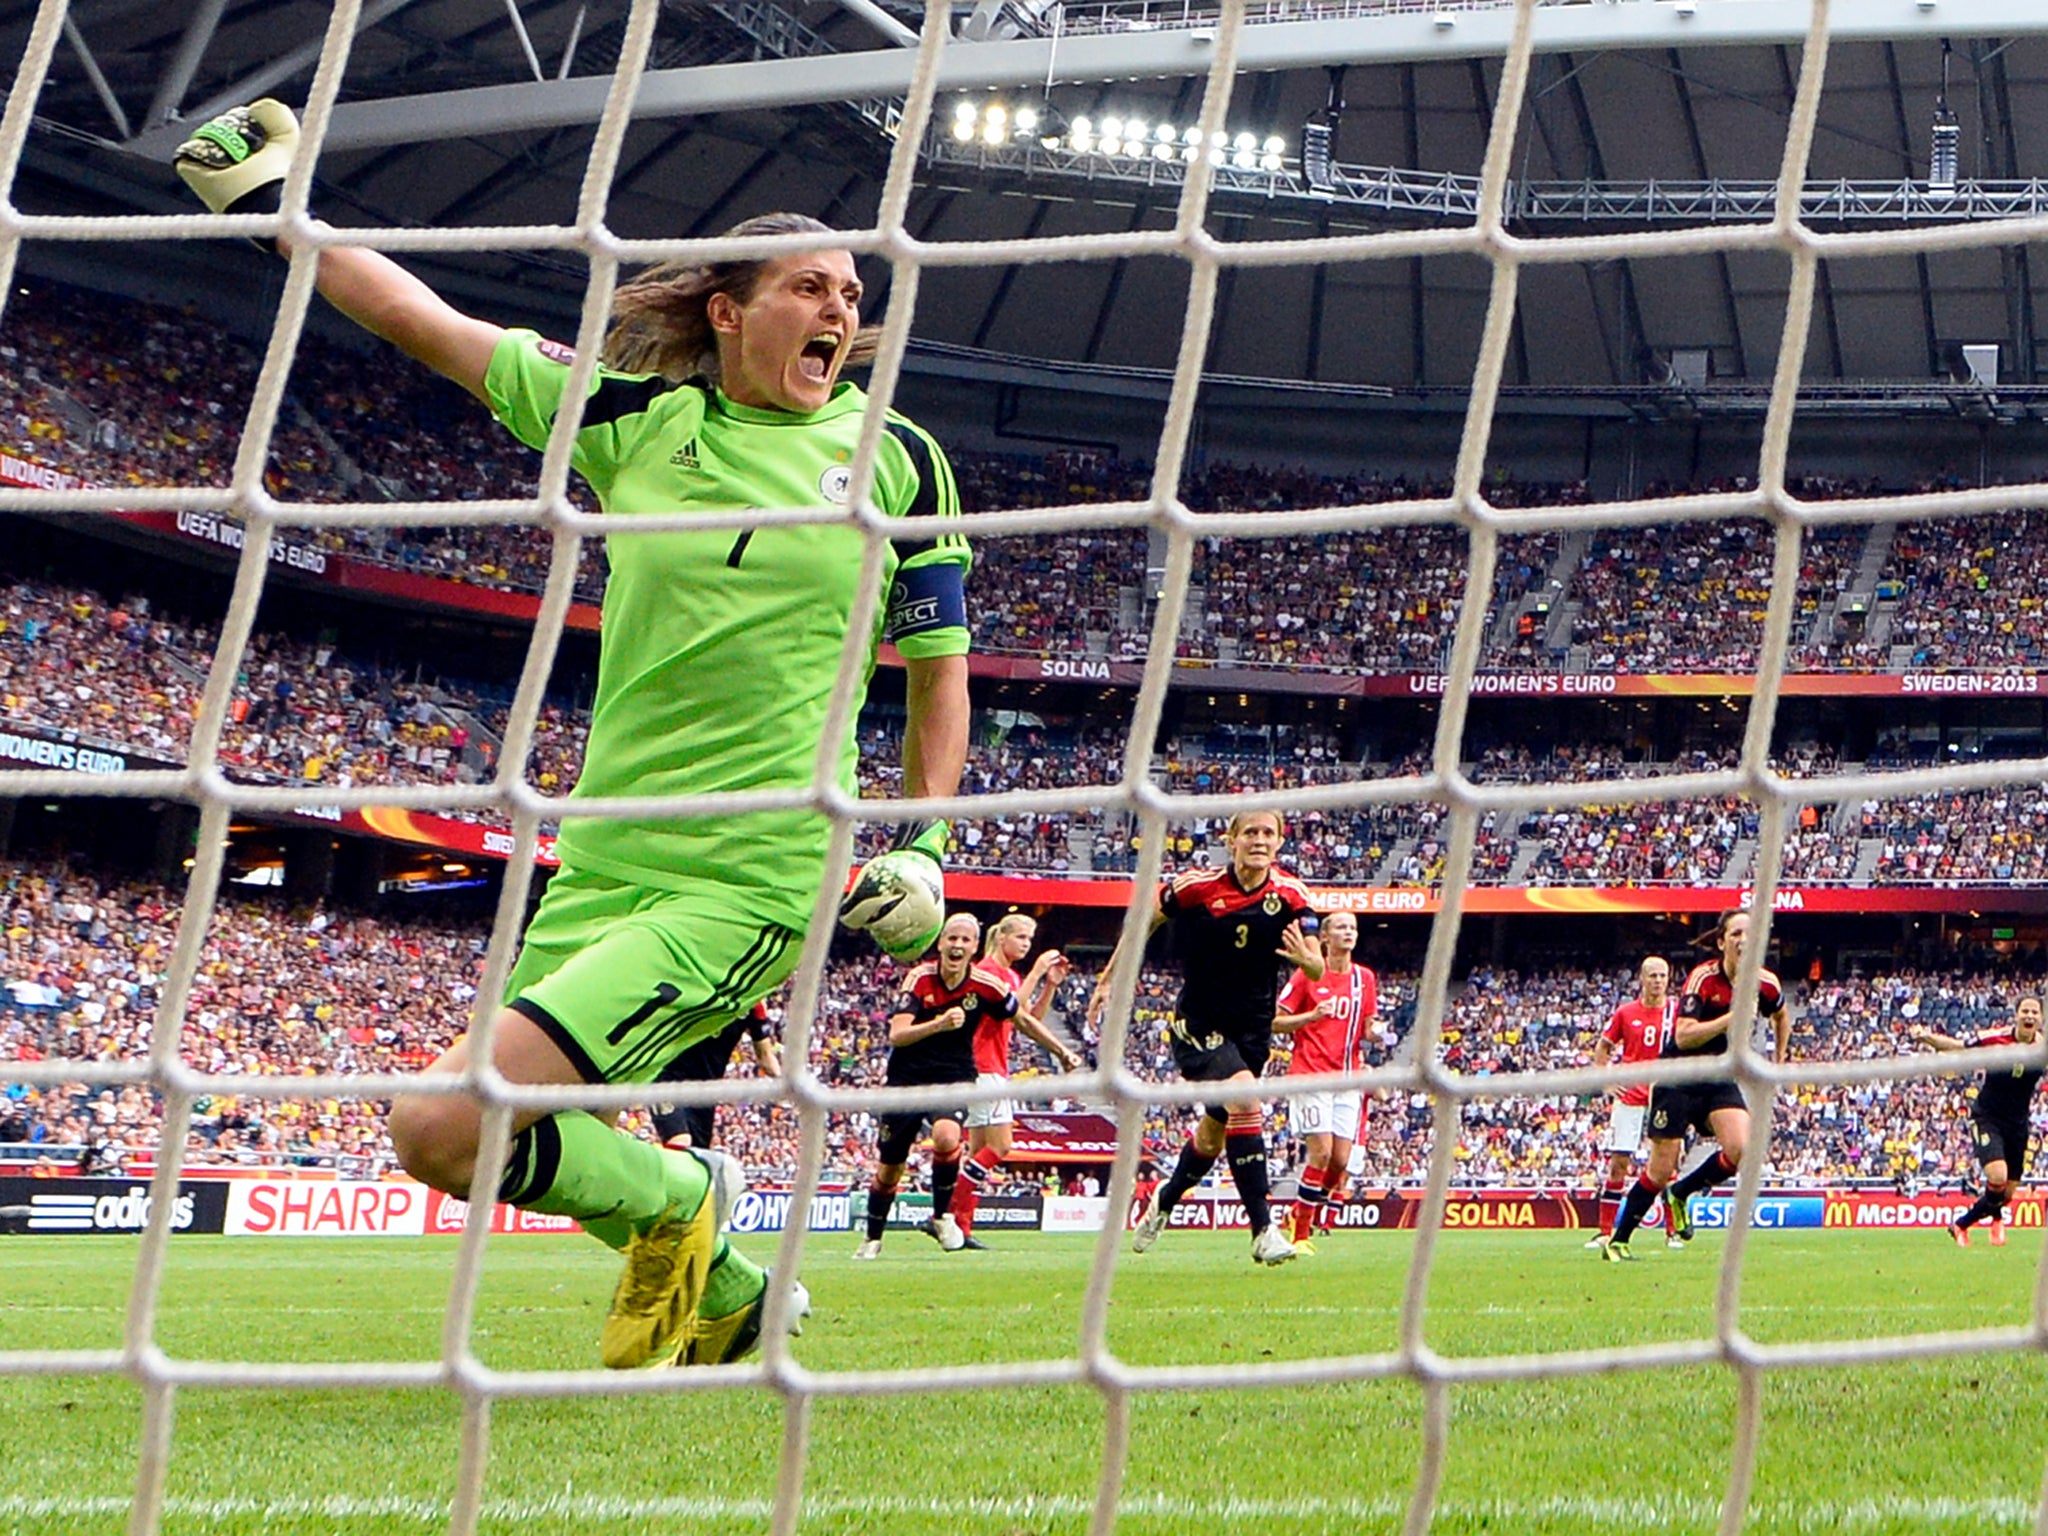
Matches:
[2,858,2037,1193]
[0,575,484,791]
[1884,512,2048,671]
[5,276,2048,1208]
[0,862,479,1170]
[20,277,2048,677]
[1865,788,2048,885]
[1185,519,1559,674]
[1572,511,1861,675]
[0,282,340,499]
[22,569,2048,889]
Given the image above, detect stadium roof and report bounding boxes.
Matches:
[9,0,2048,393]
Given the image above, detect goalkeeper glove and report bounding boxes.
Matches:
[174,99,300,247]
[888,818,950,869]
[838,820,949,961]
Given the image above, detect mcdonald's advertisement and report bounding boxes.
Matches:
[1099,1187,2046,1234]
[1148,1187,2046,1234]
[1815,1190,2044,1230]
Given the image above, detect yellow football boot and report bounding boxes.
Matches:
[600,1148,742,1370]
[680,1270,811,1366]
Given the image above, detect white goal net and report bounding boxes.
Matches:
[4,0,2048,1534]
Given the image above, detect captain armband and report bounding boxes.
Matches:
[884,560,967,643]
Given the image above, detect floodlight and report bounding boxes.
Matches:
[1300,120,1334,192]
[1929,42,1960,195]
[1299,68,1345,196]
[1929,105,1960,192]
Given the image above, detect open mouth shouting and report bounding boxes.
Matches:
[799,332,842,383]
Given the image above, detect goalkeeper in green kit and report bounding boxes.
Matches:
[176,101,971,1369]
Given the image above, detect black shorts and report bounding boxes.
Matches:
[1170,1027,1270,1086]
[1973,1113,2032,1176]
[648,1019,750,1146]
[1647,1078,1745,1140]
[876,1067,969,1165]
[655,1103,715,1149]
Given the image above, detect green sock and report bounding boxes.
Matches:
[498,1112,709,1250]
[700,1238,766,1320]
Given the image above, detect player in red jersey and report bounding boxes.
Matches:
[1273,910,1377,1250]
[1088,809,1324,1266]
[937,913,1083,1250]
[1601,912,1788,1260]
[854,914,1019,1259]
[1585,957,1677,1246]
[1910,996,2044,1248]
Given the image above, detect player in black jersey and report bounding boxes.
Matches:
[1087,810,1323,1265]
[855,914,1019,1258]
[1603,911,1788,1260]
[651,1002,781,1150]
[1911,996,2044,1248]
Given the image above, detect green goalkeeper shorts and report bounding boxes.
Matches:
[503,865,803,1084]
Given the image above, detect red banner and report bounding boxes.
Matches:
[278,801,561,866]
[1005,1110,1120,1164]
[1359,672,2047,699]
[424,1190,582,1236]
[1123,1187,2048,1234]
[953,654,2048,700]
[218,1177,580,1235]
[943,874,2048,915]
[224,1178,432,1236]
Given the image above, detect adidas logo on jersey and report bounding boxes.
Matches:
[669,438,701,469]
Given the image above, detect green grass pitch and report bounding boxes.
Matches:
[2,1228,2041,1536]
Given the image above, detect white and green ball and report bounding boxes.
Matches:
[841,851,945,960]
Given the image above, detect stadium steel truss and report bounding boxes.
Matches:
[921,145,2048,225]
[152,0,2044,153]
[683,0,2048,226]
[15,0,2048,391]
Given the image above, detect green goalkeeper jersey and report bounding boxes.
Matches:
[484,330,971,930]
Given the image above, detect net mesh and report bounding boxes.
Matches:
[4,0,2048,1533]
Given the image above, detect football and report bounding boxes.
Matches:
[839,850,946,960]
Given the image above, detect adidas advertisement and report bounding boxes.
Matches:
[0,1177,230,1235]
